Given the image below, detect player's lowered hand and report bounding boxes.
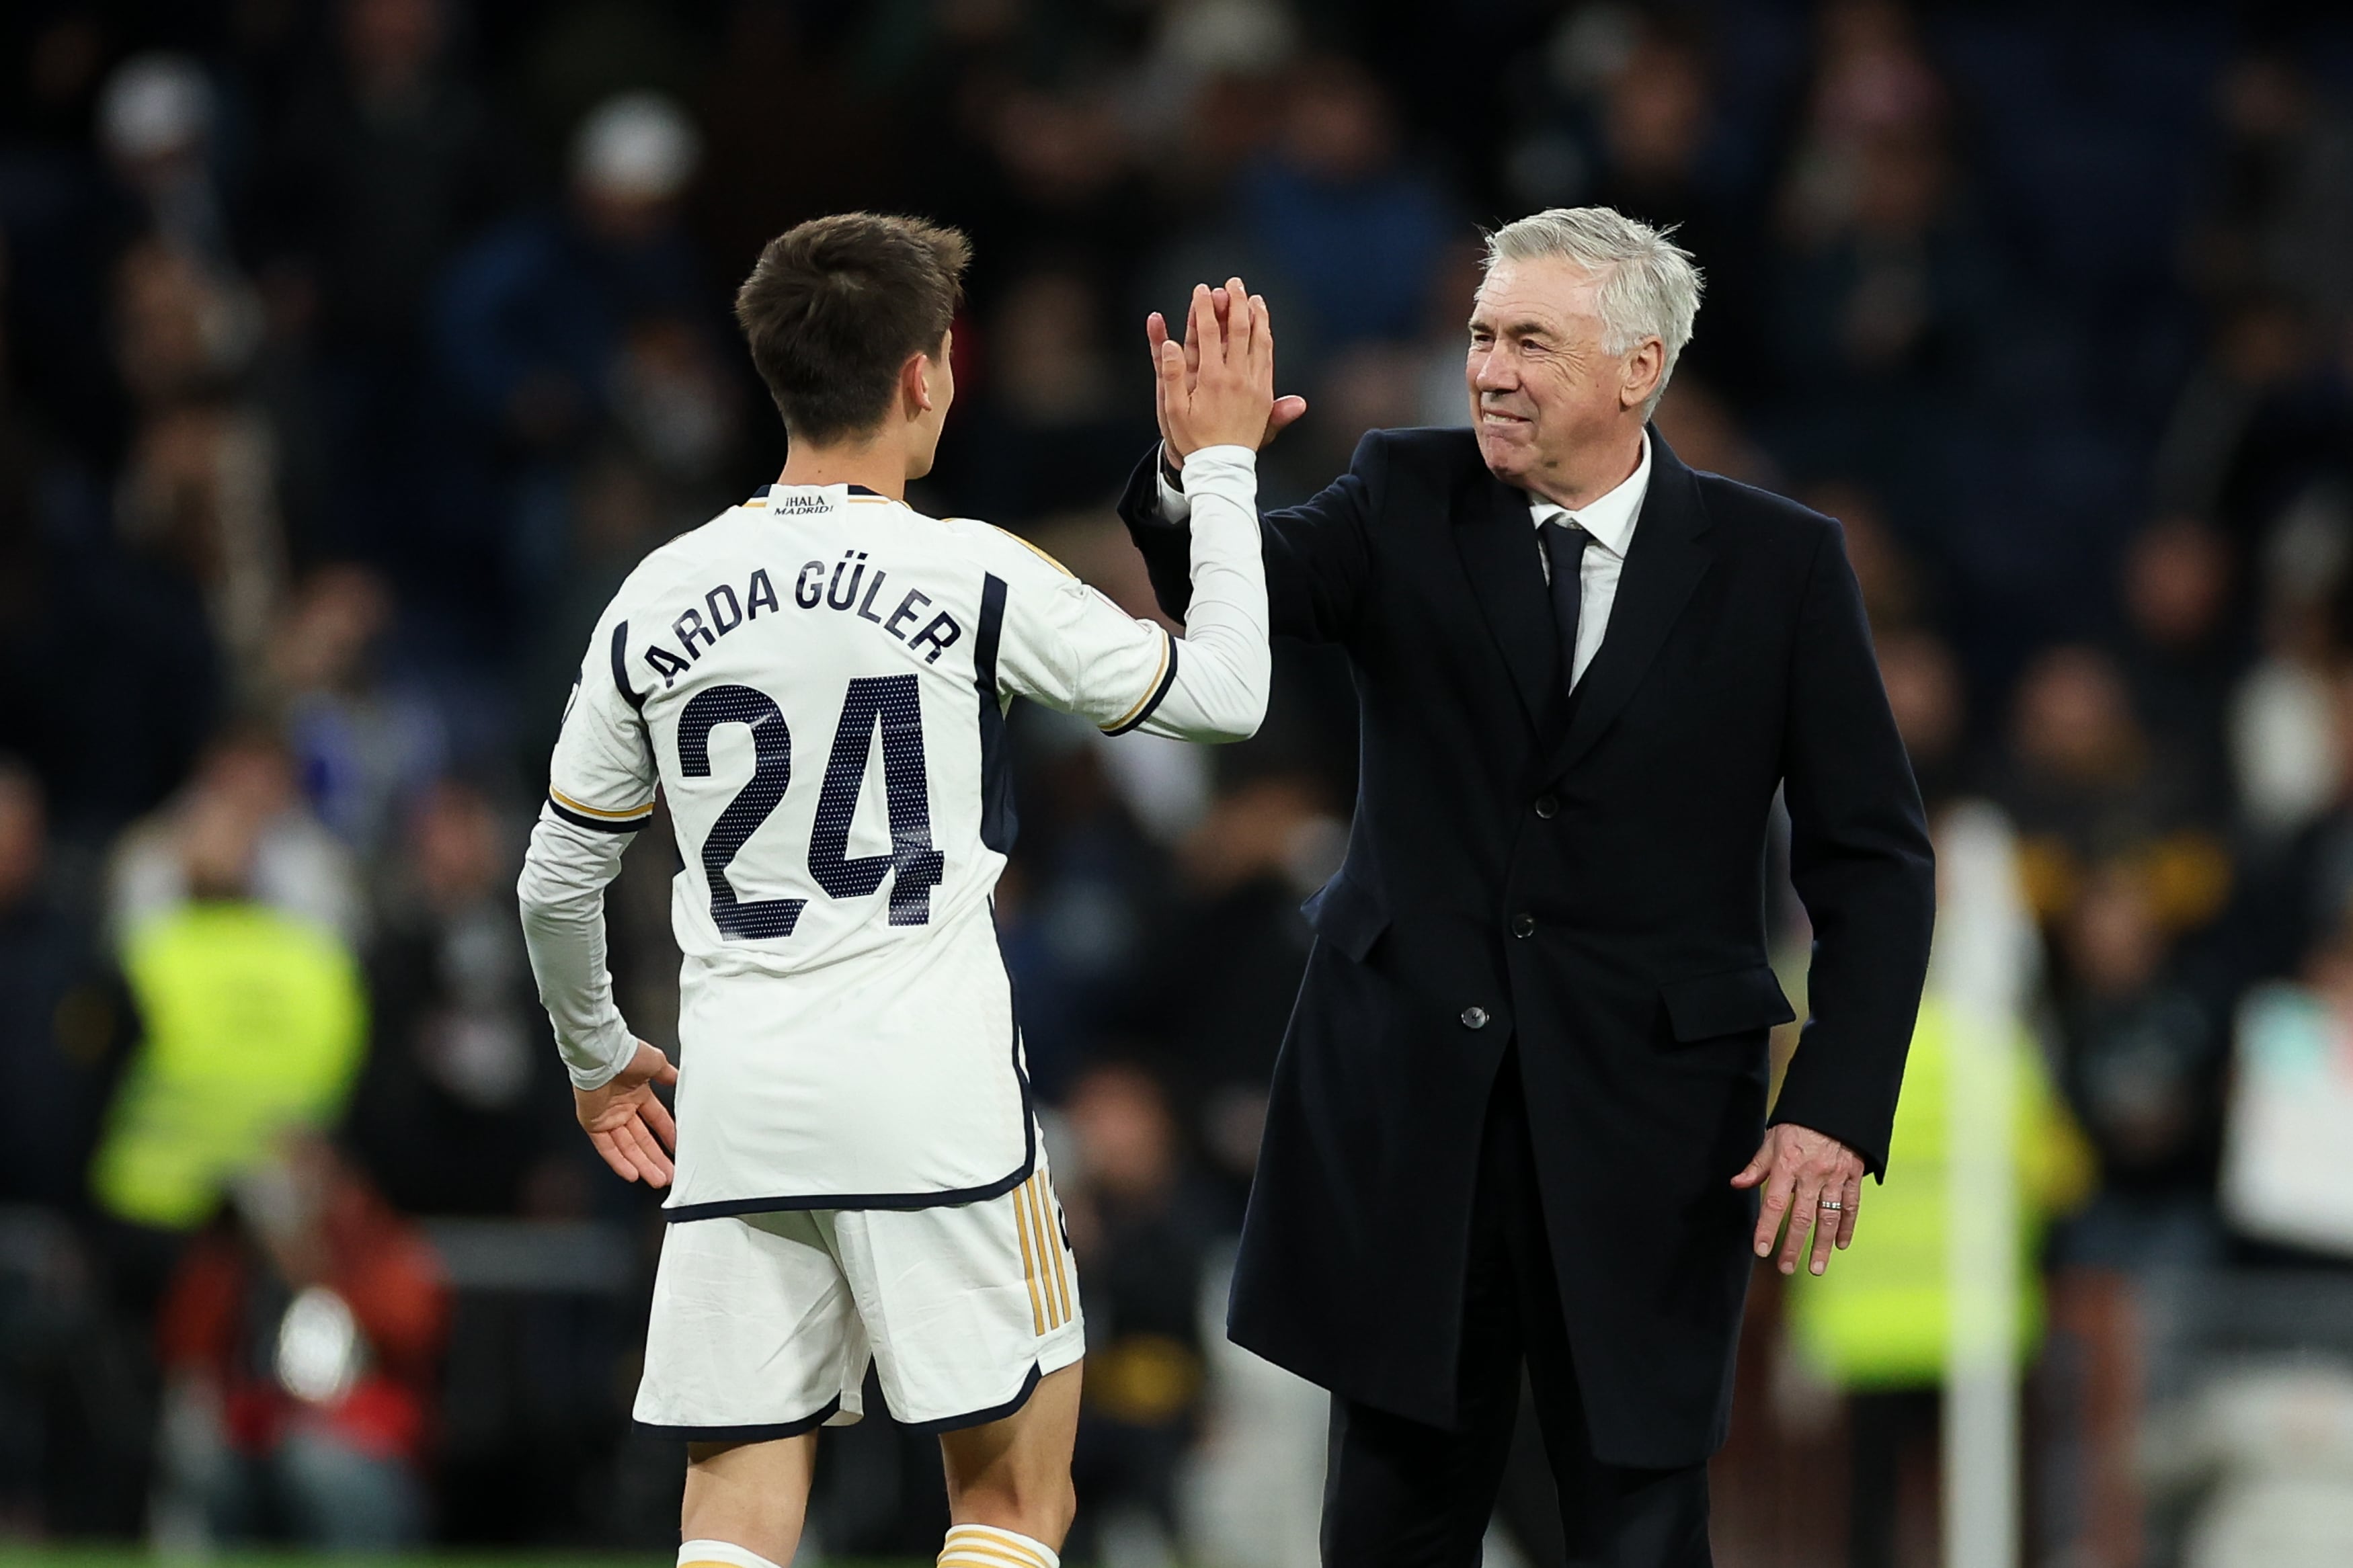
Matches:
[1732,1122,1866,1277]
[575,1038,679,1188]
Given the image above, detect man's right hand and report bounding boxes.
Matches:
[1148,276,1308,463]
[575,1038,679,1188]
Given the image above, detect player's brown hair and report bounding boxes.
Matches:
[734,212,971,446]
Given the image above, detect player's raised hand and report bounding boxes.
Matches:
[575,1038,680,1188]
[1147,281,1306,460]
[1158,277,1275,458]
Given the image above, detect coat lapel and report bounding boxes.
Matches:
[1453,464,1562,737]
[1546,431,1716,781]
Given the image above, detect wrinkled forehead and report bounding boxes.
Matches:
[1470,256,1606,339]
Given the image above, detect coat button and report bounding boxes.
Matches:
[1533,794,1558,819]
[1511,913,1536,938]
[1461,1006,1489,1029]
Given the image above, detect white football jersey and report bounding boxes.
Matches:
[519,448,1266,1217]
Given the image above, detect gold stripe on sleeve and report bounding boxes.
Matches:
[549,788,655,821]
[980,523,1076,577]
[1099,628,1172,734]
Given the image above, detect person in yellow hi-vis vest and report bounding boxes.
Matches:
[90,794,368,1235]
[1786,991,2094,1568]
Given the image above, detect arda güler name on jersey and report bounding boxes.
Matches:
[638,547,967,690]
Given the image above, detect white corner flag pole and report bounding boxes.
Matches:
[1934,802,2031,1568]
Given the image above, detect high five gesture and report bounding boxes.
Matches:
[1148,276,1308,460]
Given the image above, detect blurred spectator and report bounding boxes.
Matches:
[2151,296,2350,538]
[1063,1062,1223,1565]
[153,1137,447,1549]
[1997,644,2230,938]
[1769,0,2003,497]
[1137,773,1334,1198]
[1402,239,1487,430]
[89,780,368,1239]
[2117,515,2240,819]
[2240,668,2353,987]
[347,780,573,1217]
[1284,339,1427,501]
[1781,0,1949,240]
[1230,56,1453,368]
[1126,0,1298,185]
[108,227,284,698]
[272,0,516,354]
[1807,478,1927,632]
[268,0,520,566]
[264,565,446,858]
[1651,375,1782,490]
[2230,487,2350,839]
[963,84,1151,297]
[690,3,910,306]
[940,264,1153,521]
[1876,627,1967,814]
[2221,909,2353,1257]
[433,90,717,626]
[114,398,283,694]
[97,54,239,279]
[520,450,688,762]
[996,724,1171,1098]
[109,725,365,949]
[2048,861,2227,1269]
[2184,52,2353,324]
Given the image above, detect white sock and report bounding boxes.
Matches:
[680,1540,785,1568]
[940,1522,1062,1568]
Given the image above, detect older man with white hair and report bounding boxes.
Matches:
[1120,208,1936,1565]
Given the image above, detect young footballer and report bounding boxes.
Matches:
[517,213,1274,1568]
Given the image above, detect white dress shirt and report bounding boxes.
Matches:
[1531,429,1650,689]
[1156,428,1650,688]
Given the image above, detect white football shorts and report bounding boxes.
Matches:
[635,1161,1084,1436]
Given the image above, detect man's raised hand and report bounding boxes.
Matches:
[575,1038,679,1188]
[1732,1122,1867,1277]
[1147,276,1307,460]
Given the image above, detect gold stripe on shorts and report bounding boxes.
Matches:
[1013,1174,1047,1336]
[1018,1178,1059,1329]
[1038,1173,1074,1325]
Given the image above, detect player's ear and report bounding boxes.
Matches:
[905,333,953,419]
[902,350,934,417]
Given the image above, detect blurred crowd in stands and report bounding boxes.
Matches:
[1,1,2351,1564]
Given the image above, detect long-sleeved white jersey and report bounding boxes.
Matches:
[518,446,1267,1218]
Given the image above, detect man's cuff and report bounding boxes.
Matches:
[1156,442,1193,524]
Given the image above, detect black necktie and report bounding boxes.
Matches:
[1542,520,1593,695]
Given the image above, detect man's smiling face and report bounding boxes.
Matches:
[1466,257,1644,495]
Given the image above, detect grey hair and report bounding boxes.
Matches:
[1483,207,1704,417]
